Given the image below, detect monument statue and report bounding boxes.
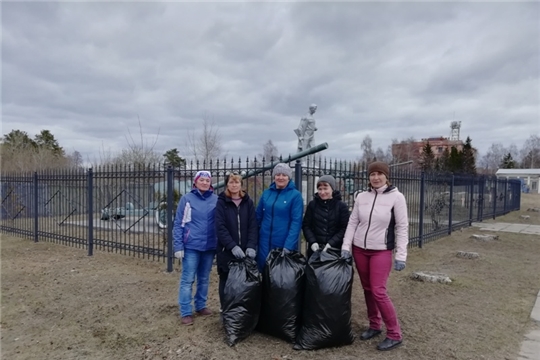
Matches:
[295,104,318,152]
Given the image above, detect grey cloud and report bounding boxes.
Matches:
[2,2,538,162]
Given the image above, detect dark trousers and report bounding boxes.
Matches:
[218,272,228,310]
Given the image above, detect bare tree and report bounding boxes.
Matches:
[186,115,224,164]
[374,146,392,163]
[260,139,279,161]
[360,135,375,164]
[519,134,540,168]
[479,142,507,173]
[114,117,162,167]
[68,151,84,168]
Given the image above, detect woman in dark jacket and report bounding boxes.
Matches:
[302,175,350,258]
[215,172,258,309]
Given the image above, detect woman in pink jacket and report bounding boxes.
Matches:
[341,161,408,351]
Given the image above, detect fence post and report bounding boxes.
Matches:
[516,183,521,211]
[492,178,497,219]
[503,178,508,213]
[477,176,484,221]
[468,176,474,226]
[448,174,454,235]
[166,166,174,273]
[294,159,303,253]
[418,172,425,249]
[34,172,38,242]
[87,168,94,256]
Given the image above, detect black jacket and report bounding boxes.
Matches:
[302,191,350,258]
[215,192,258,274]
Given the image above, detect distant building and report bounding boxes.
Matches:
[495,168,540,194]
[391,137,464,168]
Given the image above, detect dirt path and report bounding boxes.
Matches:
[2,194,540,360]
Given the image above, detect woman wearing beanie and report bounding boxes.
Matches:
[215,172,258,310]
[255,163,304,272]
[173,170,218,326]
[302,175,350,259]
[341,161,409,351]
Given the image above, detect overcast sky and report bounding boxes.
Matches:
[2,1,539,163]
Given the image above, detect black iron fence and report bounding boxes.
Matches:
[1,157,521,272]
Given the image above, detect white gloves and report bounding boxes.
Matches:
[174,250,184,259]
[231,246,246,259]
[312,243,332,252]
[246,248,256,259]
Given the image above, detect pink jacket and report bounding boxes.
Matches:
[342,185,409,261]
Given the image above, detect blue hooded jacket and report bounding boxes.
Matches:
[255,180,303,271]
[173,188,218,253]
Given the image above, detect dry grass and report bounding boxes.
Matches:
[481,193,540,225]
[2,194,540,360]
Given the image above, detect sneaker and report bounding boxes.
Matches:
[181,315,194,326]
[196,308,213,316]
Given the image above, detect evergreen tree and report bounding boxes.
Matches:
[448,146,463,173]
[461,136,476,174]
[163,148,186,168]
[438,148,451,172]
[420,141,435,172]
[500,153,516,169]
[34,129,64,157]
[2,130,36,149]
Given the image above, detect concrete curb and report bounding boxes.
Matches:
[531,291,540,323]
[518,290,540,360]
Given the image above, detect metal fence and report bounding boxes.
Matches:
[1,157,521,272]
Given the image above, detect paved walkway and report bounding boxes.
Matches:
[471,222,540,359]
[518,291,540,360]
[471,222,540,235]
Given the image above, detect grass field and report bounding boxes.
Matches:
[1,194,539,360]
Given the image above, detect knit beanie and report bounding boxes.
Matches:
[368,161,390,178]
[193,170,212,185]
[272,163,292,179]
[317,175,336,191]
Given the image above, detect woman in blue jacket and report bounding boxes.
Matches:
[215,172,258,309]
[173,170,218,326]
[256,163,304,272]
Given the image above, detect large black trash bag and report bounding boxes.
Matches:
[294,248,355,350]
[257,249,306,342]
[222,257,262,346]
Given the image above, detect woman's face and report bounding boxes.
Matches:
[195,177,211,192]
[227,178,241,195]
[274,173,290,189]
[369,171,387,189]
[317,182,333,200]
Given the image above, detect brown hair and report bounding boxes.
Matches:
[224,174,245,198]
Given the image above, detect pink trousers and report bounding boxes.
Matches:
[352,246,402,340]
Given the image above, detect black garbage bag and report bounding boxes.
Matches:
[294,248,354,350]
[257,249,306,343]
[222,257,262,346]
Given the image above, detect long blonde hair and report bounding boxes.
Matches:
[224,173,245,198]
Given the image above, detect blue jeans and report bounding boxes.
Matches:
[179,249,215,317]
